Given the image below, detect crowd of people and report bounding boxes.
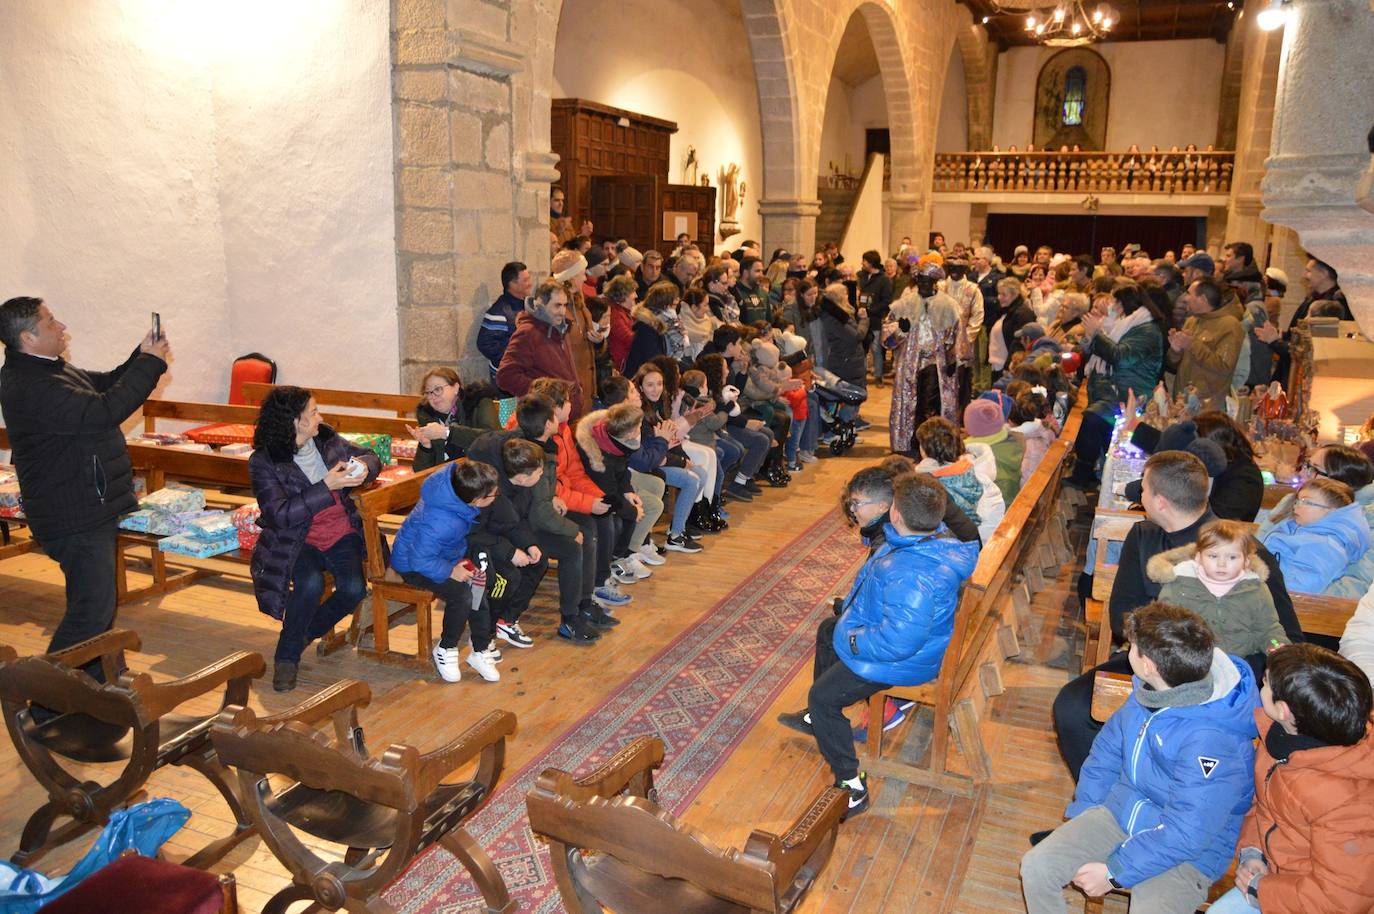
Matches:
[4,214,1374,911]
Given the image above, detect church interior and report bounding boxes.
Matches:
[3,0,1374,911]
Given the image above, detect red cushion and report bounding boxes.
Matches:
[37,855,223,914]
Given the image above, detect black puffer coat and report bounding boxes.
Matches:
[0,347,166,541]
[247,426,379,620]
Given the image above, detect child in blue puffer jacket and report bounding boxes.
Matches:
[1021,601,1259,914]
[776,473,978,818]
[390,458,499,683]
[1259,476,1371,595]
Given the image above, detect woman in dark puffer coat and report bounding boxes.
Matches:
[249,386,379,692]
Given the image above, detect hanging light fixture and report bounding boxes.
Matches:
[1005,0,1117,46]
[1256,0,1289,30]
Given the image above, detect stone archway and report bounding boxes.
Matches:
[953,9,998,152]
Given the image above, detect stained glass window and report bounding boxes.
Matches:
[1062,66,1086,126]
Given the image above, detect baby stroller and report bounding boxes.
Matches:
[812,366,868,456]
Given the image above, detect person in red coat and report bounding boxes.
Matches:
[496,279,585,418]
[604,273,638,373]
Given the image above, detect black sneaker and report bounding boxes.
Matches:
[557,617,601,644]
[272,661,299,693]
[853,419,872,432]
[1029,829,1052,847]
[586,605,621,629]
[744,479,764,495]
[777,709,813,735]
[725,482,755,502]
[495,619,535,648]
[665,533,703,553]
[837,771,870,819]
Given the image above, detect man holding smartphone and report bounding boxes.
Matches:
[0,297,170,673]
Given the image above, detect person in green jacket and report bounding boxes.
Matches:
[1067,280,1166,488]
[963,397,1023,504]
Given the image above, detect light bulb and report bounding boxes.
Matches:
[982,15,990,23]
[1092,8,1103,21]
[1257,0,1286,29]
[1072,20,1082,33]
[1053,6,1066,21]
[1035,22,1046,32]
[1102,16,1112,28]
[1026,14,1037,28]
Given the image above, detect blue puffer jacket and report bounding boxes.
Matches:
[1068,650,1259,886]
[390,469,482,584]
[832,526,979,686]
[1259,501,1372,595]
[1261,484,1374,598]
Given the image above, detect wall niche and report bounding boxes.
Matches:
[1033,48,1110,151]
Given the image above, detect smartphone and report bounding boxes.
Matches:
[345,457,366,478]
[151,311,162,340]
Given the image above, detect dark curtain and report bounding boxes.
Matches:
[982,214,1205,260]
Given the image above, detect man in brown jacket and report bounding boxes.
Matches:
[1166,276,1242,412]
[496,280,586,418]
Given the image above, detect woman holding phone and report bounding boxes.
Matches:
[248,386,379,691]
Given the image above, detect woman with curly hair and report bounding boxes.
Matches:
[249,386,379,691]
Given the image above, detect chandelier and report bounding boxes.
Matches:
[985,0,1117,46]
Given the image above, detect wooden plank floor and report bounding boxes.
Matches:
[0,389,1100,913]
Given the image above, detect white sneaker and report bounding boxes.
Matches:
[625,554,652,579]
[636,543,666,566]
[483,646,503,662]
[609,558,638,584]
[432,645,462,683]
[466,649,500,682]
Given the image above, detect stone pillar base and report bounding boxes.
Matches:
[758,198,822,258]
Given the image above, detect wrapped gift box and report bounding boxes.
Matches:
[341,433,392,466]
[391,439,418,460]
[220,443,254,456]
[184,423,256,446]
[237,528,260,552]
[185,512,234,540]
[119,510,156,533]
[158,530,239,558]
[140,486,206,515]
[0,481,21,510]
[376,466,414,487]
[231,503,261,531]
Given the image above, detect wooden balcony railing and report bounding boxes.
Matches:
[933,150,1234,195]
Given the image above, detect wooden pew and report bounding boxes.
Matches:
[239,381,417,417]
[1083,509,1146,672]
[860,397,1084,795]
[142,399,416,442]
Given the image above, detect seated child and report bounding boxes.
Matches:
[1148,519,1288,662]
[1208,643,1374,913]
[1259,477,1372,594]
[389,458,500,683]
[599,376,669,563]
[681,367,744,528]
[913,416,1005,544]
[1011,389,1057,484]
[1021,601,1259,914]
[963,397,1025,503]
[776,474,979,818]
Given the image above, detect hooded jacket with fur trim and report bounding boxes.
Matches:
[622,306,668,379]
[574,409,638,521]
[1148,544,1288,657]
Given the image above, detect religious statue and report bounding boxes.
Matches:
[683,146,698,186]
[700,174,711,187]
[718,163,744,241]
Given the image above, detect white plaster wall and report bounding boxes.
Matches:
[931,202,973,245]
[552,0,763,254]
[819,74,889,181]
[0,1,399,408]
[991,39,1225,151]
[849,75,888,166]
[841,154,887,257]
[935,46,968,153]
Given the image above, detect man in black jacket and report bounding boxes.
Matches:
[857,250,893,387]
[1052,450,1302,779]
[0,297,169,663]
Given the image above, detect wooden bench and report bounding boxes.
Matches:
[859,397,1084,795]
[1083,509,1146,672]
[142,399,417,443]
[526,735,846,914]
[239,381,418,417]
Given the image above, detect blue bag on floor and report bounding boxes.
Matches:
[0,798,190,914]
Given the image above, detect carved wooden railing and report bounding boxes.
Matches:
[933,150,1234,195]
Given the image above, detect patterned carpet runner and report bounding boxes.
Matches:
[385,508,866,913]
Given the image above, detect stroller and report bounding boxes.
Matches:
[811,366,868,456]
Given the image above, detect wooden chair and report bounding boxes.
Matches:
[210,679,516,914]
[526,736,846,914]
[0,630,263,868]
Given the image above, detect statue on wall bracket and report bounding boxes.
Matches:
[718,163,745,241]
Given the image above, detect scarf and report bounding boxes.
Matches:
[1085,305,1154,379]
[1264,721,1329,761]
[1135,673,1214,710]
[680,306,720,357]
[1195,561,1243,598]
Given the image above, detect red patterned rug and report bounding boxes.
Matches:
[384,508,864,913]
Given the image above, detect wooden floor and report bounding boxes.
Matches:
[0,388,1104,913]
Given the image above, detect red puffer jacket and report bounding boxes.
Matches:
[553,421,603,514]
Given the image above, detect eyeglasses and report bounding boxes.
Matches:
[1301,462,1331,479]
[423,384,450,398]
[1296,497,1334,509]
[847,498,882,512]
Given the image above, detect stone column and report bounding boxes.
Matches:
[391,0,553,390]
[887,193,925,255]
[1223,17,1283,256]
[758,198,822,258]
[1260,0,1374,339]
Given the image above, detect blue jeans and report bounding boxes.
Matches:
[802,392,821,453]
[276,533,367,663]
[658,464,704,535]
[714,436,745,495]
[724,426,771,478]
[1206,889,1258,912]
[786,409,805,462]
[870,342,886,382]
